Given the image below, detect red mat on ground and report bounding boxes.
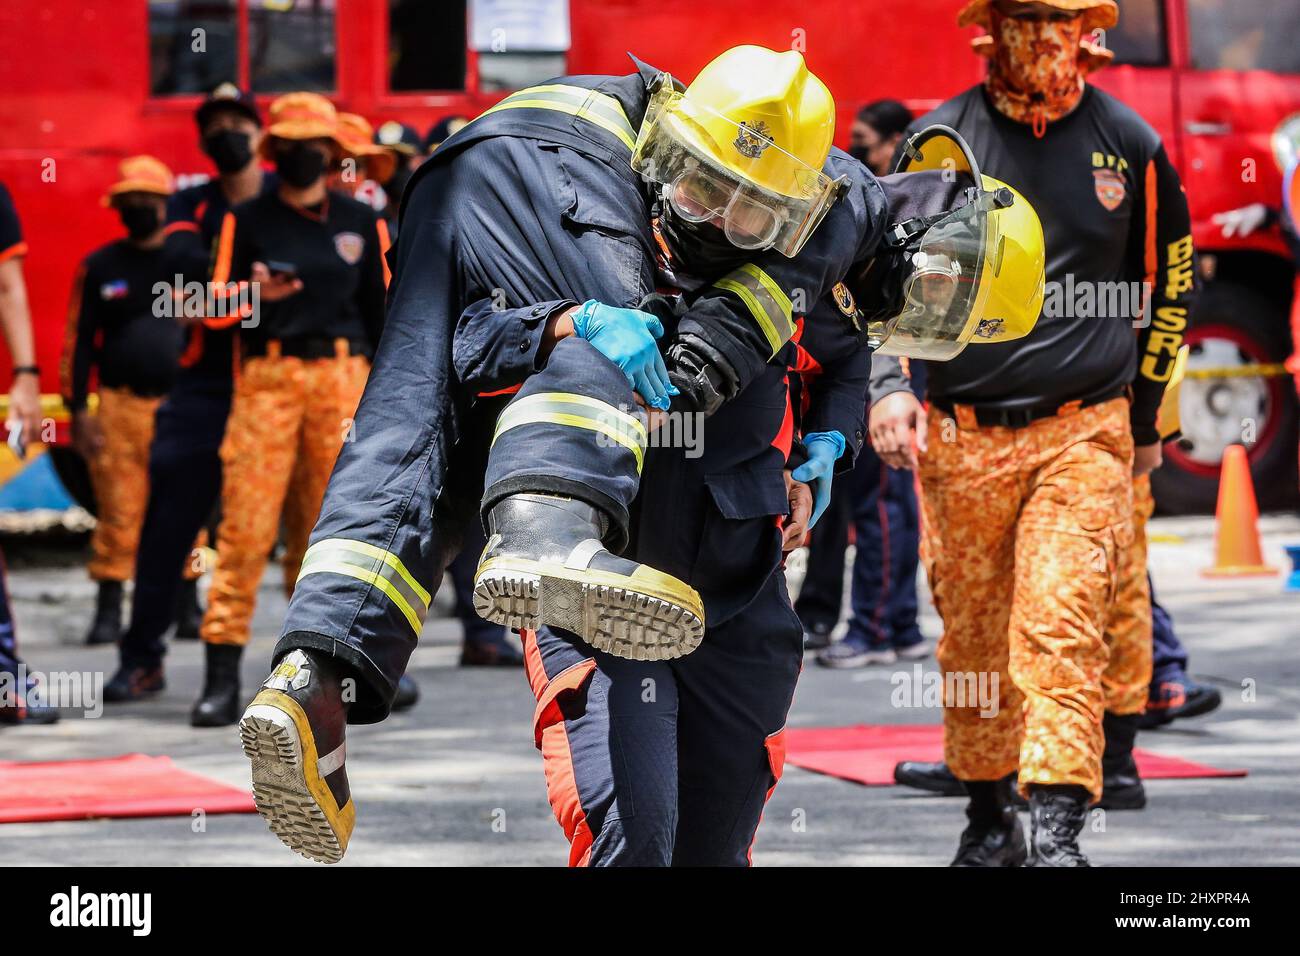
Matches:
[0,754,256,823]
[784,725,1247,786]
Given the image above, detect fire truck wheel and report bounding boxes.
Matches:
[1153,279,1299,515]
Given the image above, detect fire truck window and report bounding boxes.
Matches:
[477,53,567,92]
[249,0,337,93]
[389,0,467,90]
[149,0,239,95]
[1188,0,1300,73]
[1099,0,1167,67]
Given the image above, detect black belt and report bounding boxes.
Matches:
[243,336,370,360]
[932,389,1126,430]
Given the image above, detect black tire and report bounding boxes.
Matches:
[1152,279,1298,515]
[47,444,97,515]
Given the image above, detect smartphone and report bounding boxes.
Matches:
[266,260,298,281]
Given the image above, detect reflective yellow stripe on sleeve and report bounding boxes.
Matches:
[475,84,638,152]
[491,391,648,472]
[712,263,796,358]
[479,84,637,151]
[296,538,431,638]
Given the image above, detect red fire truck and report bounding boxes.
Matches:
[0,0,1297,513]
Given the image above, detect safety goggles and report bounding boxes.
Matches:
[632,82,842,257]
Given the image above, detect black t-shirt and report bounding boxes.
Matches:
[0,182,26,263]
[207,189,386,352]
[60,230,205,410]
[872,85,1195,444]
[167,173,278,378]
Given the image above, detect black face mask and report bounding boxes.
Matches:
[658,204,752,277]
[203,129,254,174]
[275,143,327,188]
[119,204,161,241]
[848,144,872,166]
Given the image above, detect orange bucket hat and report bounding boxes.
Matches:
[335,113,397,183]
[970,33,1114,75]
[958,0,1118,33]
[101,155,175,206]
[258,91,341,160]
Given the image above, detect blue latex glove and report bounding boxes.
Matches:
[791,430,846,528]
[570,300,679,410]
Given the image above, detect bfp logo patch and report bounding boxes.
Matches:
[1093,168,1127,212]
[334,231,365,265]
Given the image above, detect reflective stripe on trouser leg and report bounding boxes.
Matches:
[1102,474,1154,716]
[482,338,645,545]
[297,538,430,637]
[86,387,164,581]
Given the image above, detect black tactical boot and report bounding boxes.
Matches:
[1027,784,1091,866]
[1100,711,1146,810]
[474,494,705,661]
[85,580,123,646]
[391,673,420,712]
[894,760,967,796]
[950,778,1027,866]
[103,663,166,702]
[239,649,353,863]
[190,643,243,727]
[173,578,203,641]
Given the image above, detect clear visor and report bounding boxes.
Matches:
[867,199,994,361]
[631,84,839,257]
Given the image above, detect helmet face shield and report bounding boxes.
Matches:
[633,83,839,257]
[868,200,991,361]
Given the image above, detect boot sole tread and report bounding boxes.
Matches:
[474,570,704,661]
[239,710,344,864]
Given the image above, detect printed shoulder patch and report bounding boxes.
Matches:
[334,231,365,265]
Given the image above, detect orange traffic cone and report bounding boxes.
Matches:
[1202,444,1278,577]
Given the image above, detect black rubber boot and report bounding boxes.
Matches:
[1100,711,1146,810]
[474,493,704,661]
[104,663,166,702]
[190,643,243,727]
[391,674,420,712]
[895,760,967,796]
[85,580,123,646]
[951,778,1027,866]
[1027,784,1091,866]
[239,649,353,863]
[173,578,203,641]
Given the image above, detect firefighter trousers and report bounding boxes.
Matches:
[201,346,369,646]
[920,397,1134,801]
[87,386,204,583]
[523,570,801,866]
[1101,474,1155,715]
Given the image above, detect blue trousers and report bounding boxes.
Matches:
[1150,576,1188,683]
[525,571,801,866]
[796,441,922,650]
[119,374,230,668]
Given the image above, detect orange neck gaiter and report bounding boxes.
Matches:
[985,11,1086,137]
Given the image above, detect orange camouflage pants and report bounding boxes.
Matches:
[920,397,1134,801]
[201,346,369,646]
[87,387,204,582]
[1101,475,1155,716]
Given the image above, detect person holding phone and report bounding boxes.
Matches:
[191,92,387,728]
